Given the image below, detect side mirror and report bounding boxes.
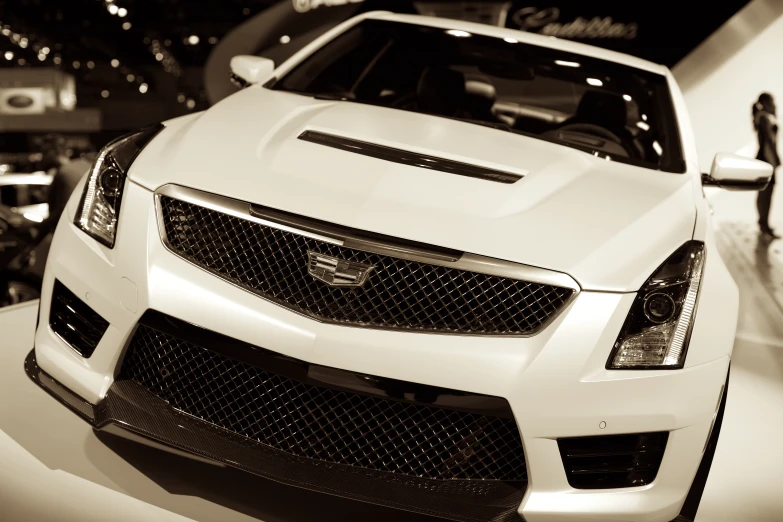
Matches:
[702,152,773,191]
[229,55,275,88]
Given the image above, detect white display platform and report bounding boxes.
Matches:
[1,228,782,522]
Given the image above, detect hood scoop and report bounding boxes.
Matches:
[298,130,523,184]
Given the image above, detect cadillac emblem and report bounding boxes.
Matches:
[307,251,374,287]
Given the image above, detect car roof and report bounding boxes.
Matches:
[364,12,669,76]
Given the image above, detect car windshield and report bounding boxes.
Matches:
[272,19,685,173]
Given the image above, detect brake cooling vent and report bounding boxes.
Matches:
[557,432,669,489]
[49,279,109,358]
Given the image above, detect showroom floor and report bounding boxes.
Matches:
[1,221,782,522]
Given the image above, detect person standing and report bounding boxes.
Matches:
[754,92,780,238]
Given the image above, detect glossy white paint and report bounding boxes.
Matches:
[32,14,748,522]
[709,152,773,184]
[229,55,274,85]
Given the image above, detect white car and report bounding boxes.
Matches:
[26,12,772,522]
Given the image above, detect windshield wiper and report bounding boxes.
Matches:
[313,92,356,101]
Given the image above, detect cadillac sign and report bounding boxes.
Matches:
[511,7,638,40]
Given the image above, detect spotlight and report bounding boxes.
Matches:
[177,93,186,103]
[111,59,120,67]
[208,36,218,44]
[87,61,95,69]
[108,4,119,14]
[126,73,135,82]
[53,56,62,64]
[17,58,26,65]
[101,90,110,98]
[623,94,632,102]
[139,83,148,94]
[4,51,12,60]
[41,47,50,54]
[118,7,127,17]
[155,52,163,61]
[122,22,131,30]
[186,98,196,109]
[187,35,199,45]
[73,60,80,69]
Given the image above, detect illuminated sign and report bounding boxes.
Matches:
[292,0,365,13]
[510,7,638,40]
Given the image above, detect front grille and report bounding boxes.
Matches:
[558,432,669,489]
[159,195,574,335]
[120,313,527,483]
[49,279,109,358]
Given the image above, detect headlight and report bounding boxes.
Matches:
[607,241,705,370]
[74,124,162,247]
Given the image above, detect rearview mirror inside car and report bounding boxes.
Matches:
[702,152,773,191]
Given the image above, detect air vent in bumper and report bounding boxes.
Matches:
[49,279,109,358]
[558,432,669,489]
[25,311,529,521]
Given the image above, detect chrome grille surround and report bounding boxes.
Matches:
[154,184,579,336]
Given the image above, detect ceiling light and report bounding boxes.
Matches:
[101,90,110,98]
[108,4,119,14]
[208,36,218,44]
[38,54,46,61]
[279,35,291,44]
[87,61,95,69]
[623,94,632,102]
[155,52,164,61]
[587,78,603,87]
[126,73,135,82]
[41,46,50,54]
[72,60,80,69]
[186,98,196,109]
[139,83,148,94]
[177,93,186,103]
[555,60,581,68]
[53,56,62,64]
[122,22,131,30]
[111,58,120,67]
[503,37,518,43]
[17,58,26,65]
[19,39,28,48]
[445,29,471,38]
[1,29,9,36]
[187,34,199,45]
[4,51,12,60]
[118,7,127,17]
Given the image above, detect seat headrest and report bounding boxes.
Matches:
[417,67,466,117]
[575,90,628,129]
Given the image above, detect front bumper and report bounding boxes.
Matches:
[31,179,732,522]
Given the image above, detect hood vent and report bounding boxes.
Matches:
[298,130,523,184]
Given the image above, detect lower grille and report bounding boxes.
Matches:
[49,279,109,358]
[112,310,527,521]
[558,432,669,489]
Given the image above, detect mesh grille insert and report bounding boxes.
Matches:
[158,195,574,335]
[120,316,527,483]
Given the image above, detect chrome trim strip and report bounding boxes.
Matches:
[298,130,524,184]
[154,184,581,292]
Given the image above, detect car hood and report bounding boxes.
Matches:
[130,87,697,292]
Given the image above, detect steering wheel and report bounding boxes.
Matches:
[556,123,625,146]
